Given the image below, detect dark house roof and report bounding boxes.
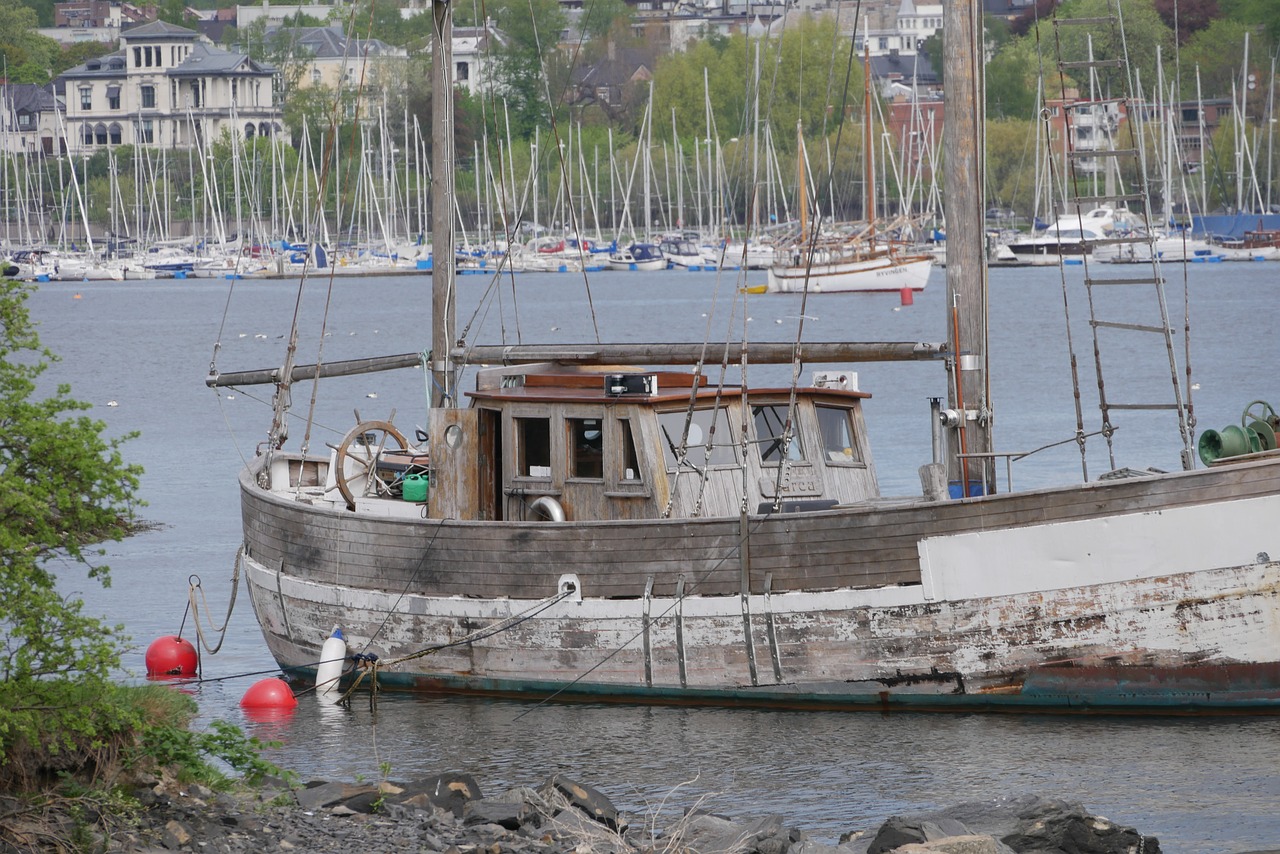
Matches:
[120,19,200,39]
[869,51,939,87]
[265,25,399,60]
[570,44,659,90]
[2,84,60,115]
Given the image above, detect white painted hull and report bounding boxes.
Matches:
[607,256,667,272]
[767,255,934,293]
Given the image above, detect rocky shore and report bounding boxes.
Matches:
[79,769,1237,854]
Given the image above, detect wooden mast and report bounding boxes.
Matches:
[942,0,993,494]
[430,0,455,407]
[864,45,875,233]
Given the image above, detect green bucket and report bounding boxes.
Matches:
[402,473,428,502]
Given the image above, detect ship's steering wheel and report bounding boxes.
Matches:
[1242,400,1278,428]
[333,420,409,511]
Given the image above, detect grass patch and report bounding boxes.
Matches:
[1,679,287,852]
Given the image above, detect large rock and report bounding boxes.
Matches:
[664,810,804,854]
[867,817,976,853]
[868,795,1161,854]
[394,771,484,818]
[896,837,1013,854]
[544,774,624,832]
[933,795,1159,854]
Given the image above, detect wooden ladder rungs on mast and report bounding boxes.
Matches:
[1058,59,1125,70]
[1073,193,1146,206]
[1054,16,1116,27]
[1091,320,1173,335]
[1068,148,1138,159]
[1085,276,1165,286]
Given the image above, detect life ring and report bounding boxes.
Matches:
[529,495,566,522]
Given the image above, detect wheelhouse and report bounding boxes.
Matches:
[427,364,878,522]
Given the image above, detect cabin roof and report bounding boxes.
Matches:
[469,375,870,405]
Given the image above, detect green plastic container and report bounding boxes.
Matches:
[402,473,428,502]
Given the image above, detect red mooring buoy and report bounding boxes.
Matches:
[240,678,298,710]
[145,635,198,677]
[899,286,914,306]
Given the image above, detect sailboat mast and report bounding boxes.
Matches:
[942,0,992,495]
[864,45,875,227]
[431,0,456,407]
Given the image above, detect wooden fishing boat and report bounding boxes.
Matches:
[208,0,1280,713]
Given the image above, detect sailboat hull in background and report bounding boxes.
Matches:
[766,254,934,293]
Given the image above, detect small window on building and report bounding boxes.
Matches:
[82,124,94,145]
[816,405,861,463]
[311,68,322,84]
[109,123,121,145]
[138,118,154,144]
[133,46,142,67]
[568,418,604,479]
[141,85,155,109]
[80,87,92,109]
[752,404,803,463]
[658,407,738,471]
[192,82,201,107]
[456,61,470,81]
[516,417,551,478]
[619,419,641,482]
[108,91,120,110]
[17,113,30,128]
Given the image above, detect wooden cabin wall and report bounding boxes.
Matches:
[429,408,481,520]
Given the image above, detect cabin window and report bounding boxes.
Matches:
[568,418,604,479]
[816,405,861,463]
[618,419,641,482]
[516,417,551,478]
[752,405,803,463]
[658,407,737,471]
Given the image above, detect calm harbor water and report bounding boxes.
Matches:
[31,262,1280,851]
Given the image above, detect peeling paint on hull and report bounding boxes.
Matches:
[241,539,1280,713]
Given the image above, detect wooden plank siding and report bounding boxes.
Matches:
[242,453,1280,601]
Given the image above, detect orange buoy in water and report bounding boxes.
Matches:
[899,286,914,306]
[145,635,198,677]
[240,678,298,709]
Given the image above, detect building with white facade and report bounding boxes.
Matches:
[853,0,942,58]
[58,20,279,156]
[269,25,405,90]
[1,85,64,156]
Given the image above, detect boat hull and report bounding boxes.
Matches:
[238,454,1280,712]
[767,255,934,293]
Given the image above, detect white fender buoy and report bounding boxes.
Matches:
[315,627,346,695]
